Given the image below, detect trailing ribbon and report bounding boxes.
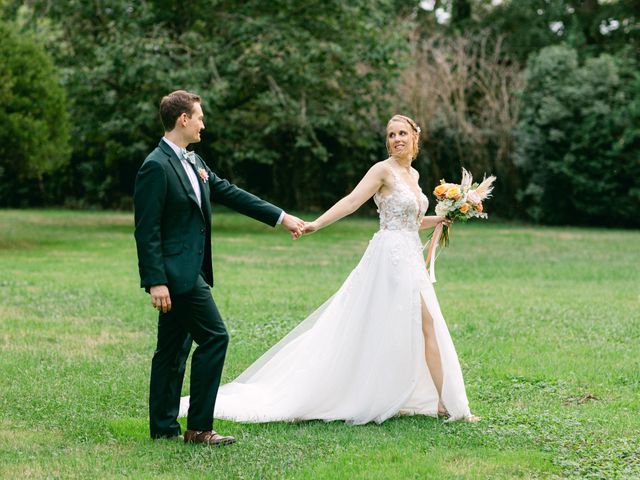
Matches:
[423,223,443,283]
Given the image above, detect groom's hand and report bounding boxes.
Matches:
[150,285,172,313]
[281,214,305,240]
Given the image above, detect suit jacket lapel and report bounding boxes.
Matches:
[195,164,212,222]
[158,140,203,214]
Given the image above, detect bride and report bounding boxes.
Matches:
[180,114,479,424]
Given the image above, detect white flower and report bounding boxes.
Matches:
[435,202,449,217]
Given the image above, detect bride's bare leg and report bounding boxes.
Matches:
[420,298,445,413]
[421,297,481,422]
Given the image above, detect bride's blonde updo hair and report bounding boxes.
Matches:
[386,114,422,160]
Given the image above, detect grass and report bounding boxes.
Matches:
[0,208,638,479]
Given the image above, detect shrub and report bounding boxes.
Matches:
[514,45,640,227]
[0,18,70,206]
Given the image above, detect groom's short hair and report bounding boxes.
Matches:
[160,90,201,132]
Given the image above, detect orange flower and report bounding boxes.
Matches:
[459,203,470,214]
[475,202,483,213]
[445,186,461,200]
[434,184,450,197]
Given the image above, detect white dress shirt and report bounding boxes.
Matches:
[162,137,202,207]
[161,137,285,224]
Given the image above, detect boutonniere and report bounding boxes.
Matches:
[197,167,209,183]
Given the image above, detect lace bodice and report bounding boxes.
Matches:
[373,165,428,232]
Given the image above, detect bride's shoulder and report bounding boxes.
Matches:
[367,160,394,182]
[370,159,394,174]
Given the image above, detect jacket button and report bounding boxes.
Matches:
[199,250,203,255]
[200,228,205,234]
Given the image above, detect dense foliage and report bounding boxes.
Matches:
[4,0,406,209]
[1,0,638,226]
[479,0,640,63]
[515,45,640,226]
[0,18,70,206]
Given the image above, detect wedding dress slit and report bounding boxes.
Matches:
[179,165,472,423]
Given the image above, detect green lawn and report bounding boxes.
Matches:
[0,209,638,479]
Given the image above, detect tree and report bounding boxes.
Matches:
[399,31,523,217]
[480,0,640,63]
[8,0,409,209]
[0,17,70,206]
[514,45,640,227]
[415,1,640,64]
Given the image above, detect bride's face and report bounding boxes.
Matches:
[386,120,416,159]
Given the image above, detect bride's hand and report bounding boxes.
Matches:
[421,216,451,230]
[302,221,319,235]
[437,216,452,227]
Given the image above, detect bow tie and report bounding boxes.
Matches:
[181,149,196,165]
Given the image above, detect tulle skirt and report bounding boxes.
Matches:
[179,229,471,424]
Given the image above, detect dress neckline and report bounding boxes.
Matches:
[387,164,425,219]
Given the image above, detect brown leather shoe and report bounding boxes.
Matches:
[184,429,236,446]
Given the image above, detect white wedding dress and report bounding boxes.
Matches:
[179,166,472,423]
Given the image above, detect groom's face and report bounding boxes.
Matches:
[183,102,205,144]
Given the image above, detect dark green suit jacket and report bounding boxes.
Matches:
[134,140,282,295]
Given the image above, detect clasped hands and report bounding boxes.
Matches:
[280,214,318,239]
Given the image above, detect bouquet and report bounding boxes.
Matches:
[424,168,496,282]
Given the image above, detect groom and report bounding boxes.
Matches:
[134,90,304,445]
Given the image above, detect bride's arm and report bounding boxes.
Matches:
[420,216,451,230]
[304,164,387,234]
